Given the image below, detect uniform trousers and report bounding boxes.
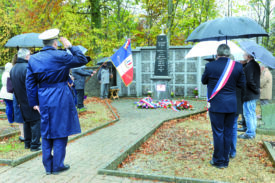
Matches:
[209,111,235,166]
[42,137,68,173]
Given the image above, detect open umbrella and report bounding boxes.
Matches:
[239,40,275,69]
[5,33,62,48]
[185,40,244,61]
[186,17,268,42]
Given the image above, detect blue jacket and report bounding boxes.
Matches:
[71,66,93,90]
[26,46,88,139]
[202,57,246,113]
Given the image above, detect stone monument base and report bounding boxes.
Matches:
[150,76,172,101]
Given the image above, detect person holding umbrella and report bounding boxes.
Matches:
[238,53,260,139]
[202,44,245,168]
[10,48,41,151]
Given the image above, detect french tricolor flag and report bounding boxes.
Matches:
[111,39,133,87]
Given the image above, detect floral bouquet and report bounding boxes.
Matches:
[171,91,175,98]
[174,100,193,111]
[193,88,198,98]
[136,97,160,109]
[147,90,152,97]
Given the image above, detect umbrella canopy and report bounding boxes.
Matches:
[5,33,62,48]
[185,40,245,61]
[239,40,275,69]
[96,57,113,66]
[186,17,268,42]
[202,55,216,62]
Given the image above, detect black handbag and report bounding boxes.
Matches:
[6,77,13,93]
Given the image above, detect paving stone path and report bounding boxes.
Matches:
[0,99,205,183]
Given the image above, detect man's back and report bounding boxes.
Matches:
[26,46,88,139]
[202,57,246,113]
[10,58,40,122]
[243,59,260,101]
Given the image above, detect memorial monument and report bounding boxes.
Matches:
[151,25,172,100]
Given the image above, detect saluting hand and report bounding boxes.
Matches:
[60,37,72,49]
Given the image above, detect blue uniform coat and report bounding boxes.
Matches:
[202,57,246,113]
[26,46,88,139]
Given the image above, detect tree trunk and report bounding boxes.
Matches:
[167,0,173,46]
[116,0,123,40]
[264,0,270,48]
[89,0,101,29]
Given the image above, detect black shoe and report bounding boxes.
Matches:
[209,160,228,169]
[30,146,42,152]
[52,165,70,175]
[237,127,247,132]
[238,133,254,139]
[19,136,25,142]
[25,146,30,149]
[229,154,236,159]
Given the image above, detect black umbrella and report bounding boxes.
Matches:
[5,32,62,48]
[186,17,268,42]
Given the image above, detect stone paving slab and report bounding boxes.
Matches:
[0,99,205,183]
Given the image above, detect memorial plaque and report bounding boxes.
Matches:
[154,35,168,76]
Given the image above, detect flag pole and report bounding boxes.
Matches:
[85,61,109,83]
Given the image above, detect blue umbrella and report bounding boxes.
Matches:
[96,57,113,66]
[239,40,275,69]
[186,17,268,42]
[5,33,62,48]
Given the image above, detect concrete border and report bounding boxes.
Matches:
[0,131,20,140]
[257,128,275,136]
[98,110,223,183]
[263,141,275,166]
[0,100,119,167]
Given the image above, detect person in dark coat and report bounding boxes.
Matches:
[71,66,96,111]
[238,53,260,139]
[202,44,246,168]
[25,29,88,175]
[10,48,41,151]
[237,61,248,132]
[229,86,244,158]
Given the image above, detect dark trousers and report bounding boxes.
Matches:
[42,137,68,173]
[76,89,84,109]
[209,112,235,166]
[4,99,13,124]
[24,119,41,149]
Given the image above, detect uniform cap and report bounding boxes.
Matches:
[39,28,60,40]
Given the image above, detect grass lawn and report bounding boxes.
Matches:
[0,97,114,160]
[119,112,275,183]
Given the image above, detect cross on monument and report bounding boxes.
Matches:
[160,25,166,35]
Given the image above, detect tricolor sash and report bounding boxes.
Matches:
[207,58,236,107]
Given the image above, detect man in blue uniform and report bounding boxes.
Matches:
[26,29,88,175]
[202,44,246,168]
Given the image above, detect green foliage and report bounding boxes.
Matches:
[0,1,21,65]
